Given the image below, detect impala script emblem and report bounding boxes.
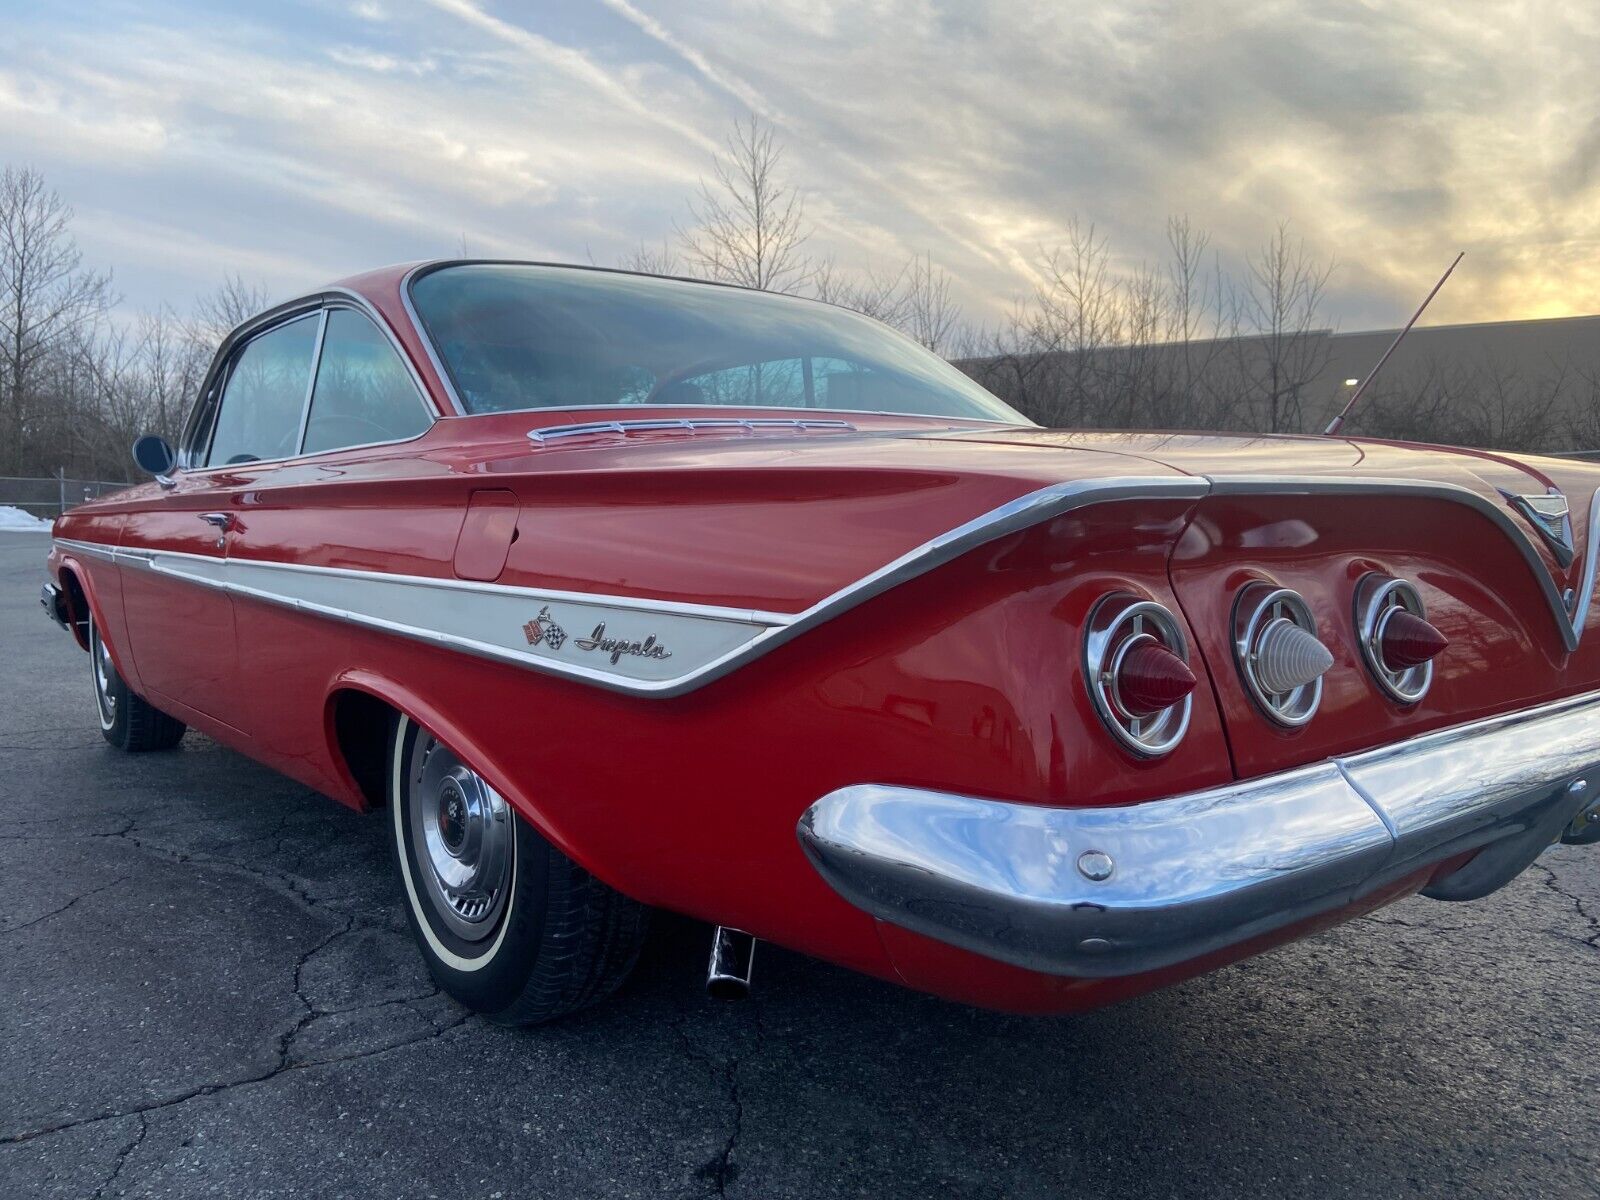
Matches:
[577,623,673,665]
[523,607,672,665]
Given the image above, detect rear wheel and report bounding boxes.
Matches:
[89,617,186,752]
[389,714,649,1025]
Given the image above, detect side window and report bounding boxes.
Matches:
[302,310,431,454]
[206,316,320,466]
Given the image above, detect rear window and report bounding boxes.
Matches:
[408,264,1026,424]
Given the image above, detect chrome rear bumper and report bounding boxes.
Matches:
[798,690,1600,979]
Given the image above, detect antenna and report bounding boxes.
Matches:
[1324,251,1464,436]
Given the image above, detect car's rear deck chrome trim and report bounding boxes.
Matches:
[799,688,1600,978]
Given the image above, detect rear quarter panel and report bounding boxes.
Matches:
[187,429,1237,983]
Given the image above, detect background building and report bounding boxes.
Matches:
[960,314,1600,455]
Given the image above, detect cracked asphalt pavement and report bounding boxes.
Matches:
[2,530,1598,1199]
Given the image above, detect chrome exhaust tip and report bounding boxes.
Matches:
[706,926,755,1000]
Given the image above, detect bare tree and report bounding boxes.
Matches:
[679,115,810,293]
[900,252,961,354]
[1236,222,1335,433]
[810,256,909,324]
[620,240,682,276]
[190,272,272,346]
[1351,355,1565,452]
[1015,219,1126,426]
[1566,364,1600,452]
[136,309,208,443]
[0,166,114,472]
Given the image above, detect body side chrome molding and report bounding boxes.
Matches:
[799,687,1600,978]
[55,537,789,694]
[54,475,1200,696]
[58,473,1600,694]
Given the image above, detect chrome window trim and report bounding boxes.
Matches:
[179,289,439,476]
[398,258,1035,427]
[400,262,467,416]
[199,310,324,469]
[64,474,1600,694]
[291,310,331,459]
[186,304,324,469]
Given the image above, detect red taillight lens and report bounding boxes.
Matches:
[1380,609,1447,669]
[1116,640,1198,716]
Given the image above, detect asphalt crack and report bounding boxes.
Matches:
[0,816,472,1151]
[0,1008,474,1149]
[90,1112,147,1200]
[677,994,768,1197]
[1531,860,1600,953]
[0,874,131,936]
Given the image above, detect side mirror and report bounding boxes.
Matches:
[132,435,177,481]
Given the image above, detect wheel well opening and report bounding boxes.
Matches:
[59,568,91,651]
[330,690,397,810]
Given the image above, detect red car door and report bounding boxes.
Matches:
[119,474,244,727]
[119,311,325,730]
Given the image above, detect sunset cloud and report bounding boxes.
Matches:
[2,0,1596,331]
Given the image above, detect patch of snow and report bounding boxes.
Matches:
[0,505,53,532]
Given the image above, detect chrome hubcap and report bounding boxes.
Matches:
[407,733,512,941]
[91,623,116,729]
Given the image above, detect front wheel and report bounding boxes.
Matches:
[89,616,186,752]
[389,715,649,1025]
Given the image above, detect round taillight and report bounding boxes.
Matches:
[1085,594,1194,757]
[1114,640,1198,716]
[1356,575,1442,703]
[1233,584,1331,727]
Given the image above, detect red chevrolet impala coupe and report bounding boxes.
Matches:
[42,261,1600,1024]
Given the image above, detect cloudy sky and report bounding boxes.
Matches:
[3,0,1598,333]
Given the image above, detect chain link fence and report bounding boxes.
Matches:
[0,473,130,518]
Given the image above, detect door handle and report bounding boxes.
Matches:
[199,512,233,548]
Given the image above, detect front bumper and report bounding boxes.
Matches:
[798,690,1600,979]
[40,582,69,631]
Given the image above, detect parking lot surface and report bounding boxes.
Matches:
[1,529,1597,1199]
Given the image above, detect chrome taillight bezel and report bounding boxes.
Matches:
[1084,593,1193,758]
[1355,573,1433,704]
[1232,583,1324,727]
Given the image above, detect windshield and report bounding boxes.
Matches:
[408,264,1028,424]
